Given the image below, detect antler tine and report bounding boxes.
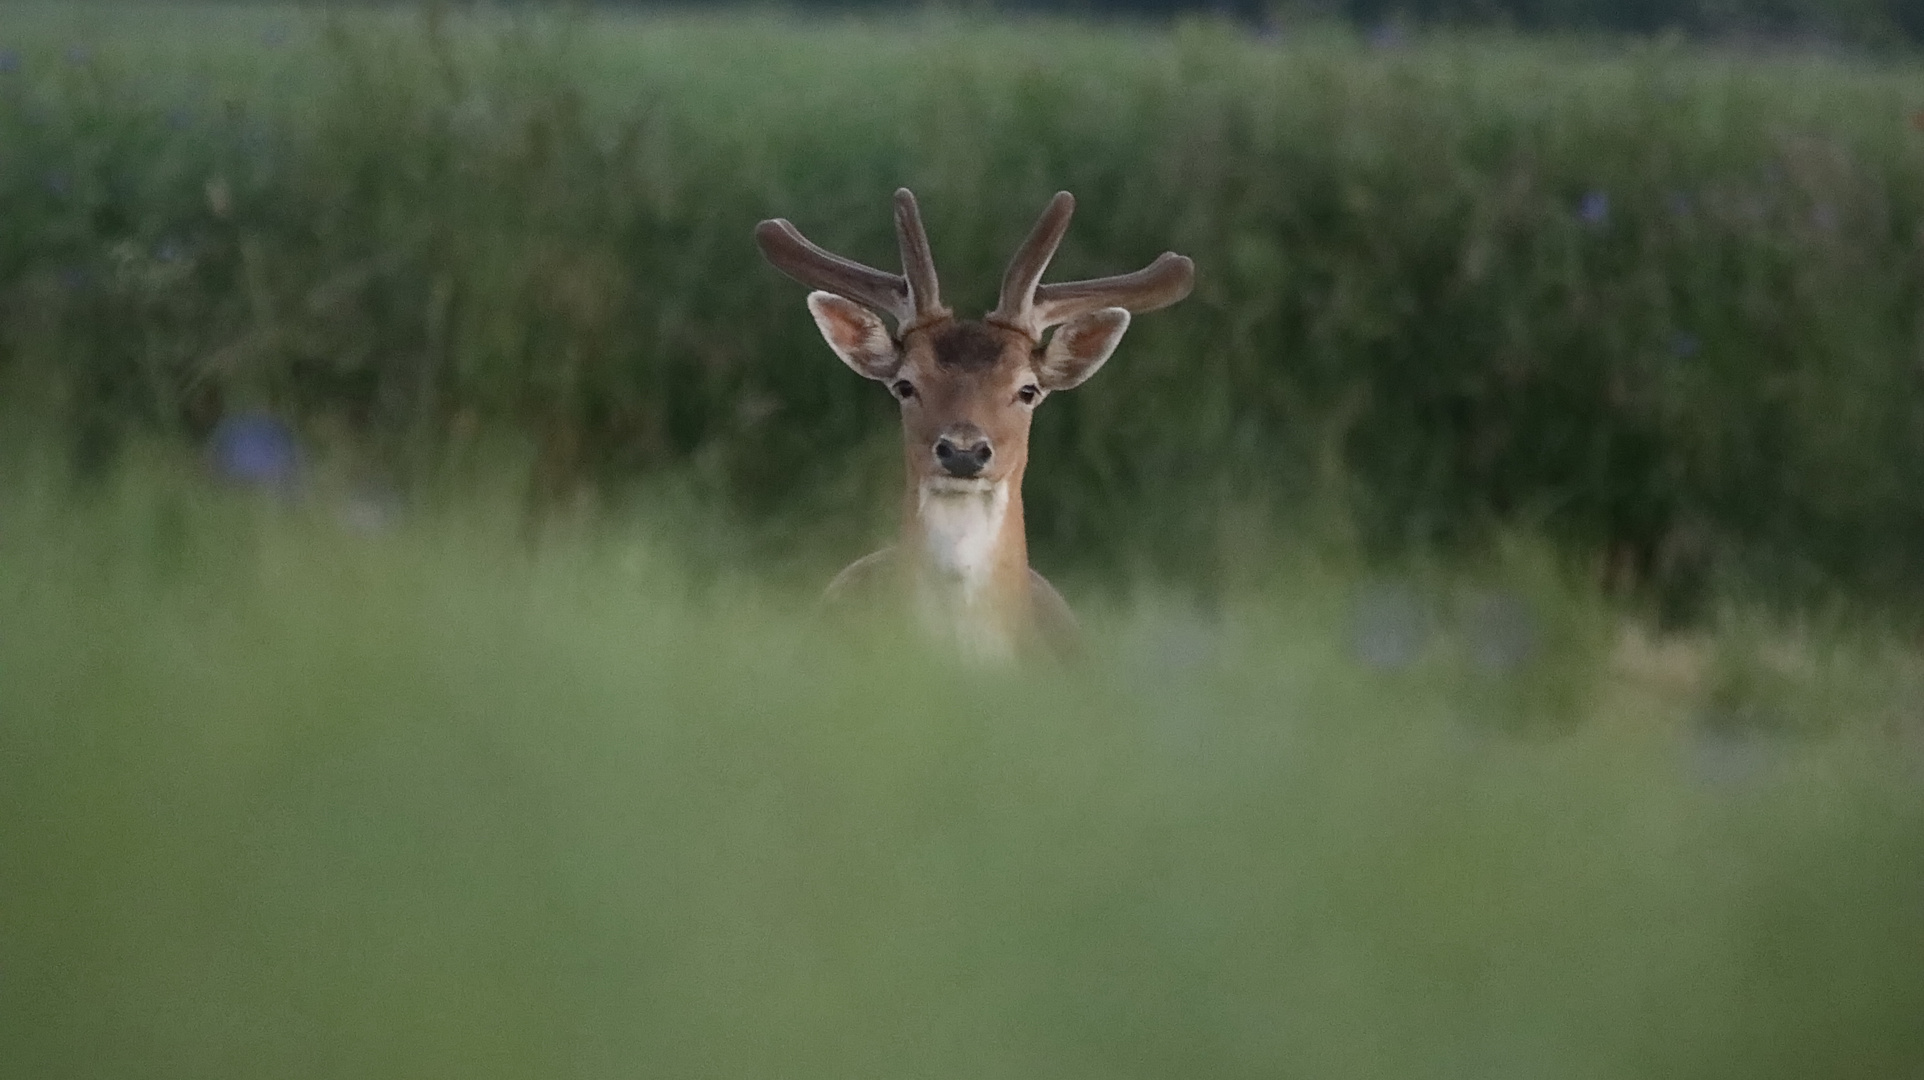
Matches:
[892,189,948,326]
[754,217,913,326]
[1032,252,1196,328]
[991,191,1076,332]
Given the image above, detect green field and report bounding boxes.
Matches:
[3,5,1924,1077]
[4,460,1922,1079]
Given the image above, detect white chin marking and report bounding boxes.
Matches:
[922,476,995,497]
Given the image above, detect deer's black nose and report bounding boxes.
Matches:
[934,435,993,479]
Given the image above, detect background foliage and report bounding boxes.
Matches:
[6,4,1924,610]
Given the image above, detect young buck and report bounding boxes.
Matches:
[756,189,1194,661]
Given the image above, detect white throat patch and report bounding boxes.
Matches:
[913,478,1014,661]
[915,479,1007,591]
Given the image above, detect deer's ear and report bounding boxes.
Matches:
[807,292,899,381]
[1036,307,1130,391]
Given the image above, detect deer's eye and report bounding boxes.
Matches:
[1016,384,1040,405]
[892,380,917,401]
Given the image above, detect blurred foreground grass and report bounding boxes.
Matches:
[3,457,1922,1079]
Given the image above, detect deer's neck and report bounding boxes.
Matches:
[901,476,1031,659]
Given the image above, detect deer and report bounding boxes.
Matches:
[756,189,1194,663]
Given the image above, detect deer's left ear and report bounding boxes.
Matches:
[1035,307,1130,391]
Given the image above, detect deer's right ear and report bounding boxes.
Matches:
[806,292,900,381]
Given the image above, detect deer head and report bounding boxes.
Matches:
[757,189,1193,657]
[757,189,1193,497]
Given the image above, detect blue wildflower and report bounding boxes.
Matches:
[43,170,71,197]
[166,108,194,131]
[1578,190,1610,226]
[0,49,20,74]
[207,413,300,491]
[57,267,89,292]
[1367,22,1405,50]
[1670,332,1701,359]
[261,25,289,48]
[1667,191,1693,218]
[236,124,270,156]
[155,240,185,264]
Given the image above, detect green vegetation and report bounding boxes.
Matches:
[3,460,1921,1080]
[6,4,1924,609]
[3,8,1923,1075]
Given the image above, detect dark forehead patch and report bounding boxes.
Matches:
[930,321,1010,372]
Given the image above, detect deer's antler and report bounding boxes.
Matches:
[891,189,946,326]
[755,188,950,332]
[989,191,1195,339]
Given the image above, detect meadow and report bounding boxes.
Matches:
[2,4,1924,1078]
[6,3,1924,604]
[4,456,1922,1080]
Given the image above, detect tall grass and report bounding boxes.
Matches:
[4,11,1922,1076]
[4,5,1924,610]
[2,456,1922,1079]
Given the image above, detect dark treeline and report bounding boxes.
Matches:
[593,0,1924,45]
[153,0,1924,46]
[164,0,1924,49]
[1269,0,1920,41]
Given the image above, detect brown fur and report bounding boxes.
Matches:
[929,322,1011,372]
